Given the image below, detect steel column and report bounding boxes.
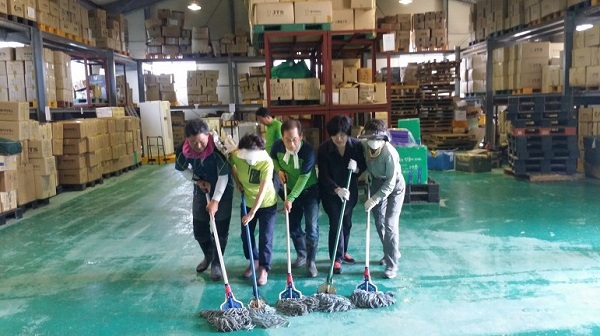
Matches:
[31,26,47,121]
[106,51,117,106]
[455,46,461,96]
[485,39,495,147]
[563,11,575,113]
[137,61,145,102]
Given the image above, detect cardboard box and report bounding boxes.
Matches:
[343,66,358,83]
[254,2,294,25]
[332,0,351,9]
[586,65,600,87]
[0,120,29,140]
[62,120,90,139]
[455,151,492,173]
[86,136,100,152]
[374,82,386,103]
[332,9,353,30]
[292,78,320,100]
[339,87,358,104]
[58,168,87,185]
[86,151,101,167]
[573,48,591,68]
[63,138,87,155]
[579,107,594,122]
[0,190,17,212]
[358,83,374,103]
[357,67,373,83]
[585,24,600,47]
[0,101,29,121]
[294,1,332,23]
[354,9,375,30]
[269,78,293,100]
[16,163,34,205]
[34,173,56,200]
[28,139,53,159]
[57,155,86,170]
[518,42,562,59]
[518,58,549,75]
[570,67,587,87]
[52,138,63,156]
[332,59,344,86]
[0,170,18,192]
[350,0,374,9]
[30,156,55,175]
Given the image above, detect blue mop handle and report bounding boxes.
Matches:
[241,195,260,300]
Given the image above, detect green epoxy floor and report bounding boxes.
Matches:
[1,166,600,335]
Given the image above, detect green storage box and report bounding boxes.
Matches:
[455,151,492,173]
[397,118,421,144]
[396,145,428,184]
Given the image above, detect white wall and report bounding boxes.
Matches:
[448,1,472,48]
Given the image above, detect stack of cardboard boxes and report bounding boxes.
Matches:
[0,102,28,212]
[570,23,600,88]
[171,111,186,148]
[190,26,211,55]
[219,30,250,56]
[30,122,58,200]
[2,0,36,22]
[578,107,600,170]
[463,54,487,94]
[239,66,266,102]
[378,14,413,52]
[145,9,192,57]
[57,120,102,185]
[2,48,26,102]
[44,49,57,104]
[331,58,386,105]
[89,8,127,53]
[187,70,220,105]
[0,153,18,214]
[413,12,447,51]
[54,51,73,103]
[145,74,177,104]
[331,0,376,31]
[116,75,133,106]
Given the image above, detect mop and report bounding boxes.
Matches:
[314,163,355,313]
[350,186,396,309]
[275,184,320,316]
[199,194,251,332]
[240,195,289,329]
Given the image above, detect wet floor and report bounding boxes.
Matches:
[1,165,599,335]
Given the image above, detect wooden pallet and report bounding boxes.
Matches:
[39,24,60,35]
[416,45,448,52]
[540,10,565,23]
[61,178,104,192]
[146,53,184,60]
[8,15,35,26]
[0,207,24,226]
[21,198,51,210]
[510,126,577,137]
[513,88,542,95]
[57,101,73,108]
[504,168,583,182]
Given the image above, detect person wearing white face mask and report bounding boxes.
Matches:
[229,133,278,286]
[359,119,406,279]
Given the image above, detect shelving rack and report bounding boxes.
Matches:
[461,4,600,147]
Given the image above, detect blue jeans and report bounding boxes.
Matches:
[289,185,320,260]
[241,204,277,271]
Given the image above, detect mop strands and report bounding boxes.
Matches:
[275,185,317,316]
[241,196,289,329]
[350,186,396,309]
[199,194,250,332]
[315,165,356,313]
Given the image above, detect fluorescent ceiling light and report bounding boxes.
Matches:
[399,0,412,4]
[514,30,531,37]
[577,24,593,32]
[0,42,25,48]
[188,2,201,11]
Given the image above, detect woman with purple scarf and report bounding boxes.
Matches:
[175,119,234,281]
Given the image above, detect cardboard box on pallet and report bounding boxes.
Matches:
[253,2,294,25]
[294,1,332,24]
[0,170,17,192]
[34,172,56,200]
[0,101,29,121]
[30,156,55,175]
[0,189,17,213]
[16,164,34,205]
[58,168,87,185]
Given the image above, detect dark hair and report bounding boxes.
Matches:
[185,119,209,137]
[326,115,352,137]
[281,118,302,135]
[238,133,265,150]
[255,107,270,118]
[363,119,387,134]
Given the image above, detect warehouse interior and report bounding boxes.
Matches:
[1,0,600,335]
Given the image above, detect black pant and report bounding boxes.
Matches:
[241,204,277,271]
[323,198,353,263]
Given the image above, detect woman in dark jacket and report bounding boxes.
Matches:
[317,115,367,274]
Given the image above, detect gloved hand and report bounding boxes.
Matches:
[365,197,378,212]
[348,159,358,173]
[335,188,350,201]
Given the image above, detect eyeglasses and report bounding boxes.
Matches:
[283,137,301,144]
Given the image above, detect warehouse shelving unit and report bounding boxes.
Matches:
[461,4,600,147]
[0,16,136,121]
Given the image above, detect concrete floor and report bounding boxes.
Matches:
[1,165,600,335]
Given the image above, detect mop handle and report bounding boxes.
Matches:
[365,185,371,269]
[241,195,260,300]
[206,193,230,285]
[326,168,353,284]
[284,184,292,274]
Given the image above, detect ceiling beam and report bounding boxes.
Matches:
[103,0,166,14]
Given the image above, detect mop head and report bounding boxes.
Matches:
[275,295,320,316]
[247,300,289,329]
[350,289,396,309]
[312,293,354,313]
[199,308,254,332]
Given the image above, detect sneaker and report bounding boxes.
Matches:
[292,255,306,268]
[333,261,342,274]
[242,260,259,278]
[210,263,222,281]
[343,253,355,264]
[383,268,397,279]
[307,261,318,278]
[257,267,268,286]
[196,258,210,273]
